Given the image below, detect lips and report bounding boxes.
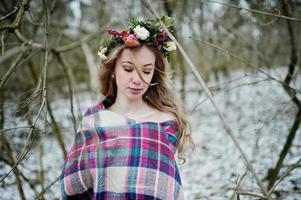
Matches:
[128,87,143,94]
[129,87,143,91]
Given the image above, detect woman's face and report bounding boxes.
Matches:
[114,45,156,101]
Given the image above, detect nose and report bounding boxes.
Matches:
[131,70,143,85]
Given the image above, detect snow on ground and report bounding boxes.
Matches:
[0,67,300,199]
[179,67,301,199]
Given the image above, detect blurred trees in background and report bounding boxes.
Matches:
[0,0,300,199]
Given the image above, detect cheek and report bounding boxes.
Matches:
[115,70,128,84]
[145,75,153,83]
[115,75,125,89]
[143,75,154,90]
[147,72,155,83]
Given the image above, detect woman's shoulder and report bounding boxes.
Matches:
[83,101,107,117]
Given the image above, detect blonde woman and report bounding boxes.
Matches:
[60,16,194,200]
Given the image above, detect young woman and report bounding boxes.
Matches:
[60,17,194,200]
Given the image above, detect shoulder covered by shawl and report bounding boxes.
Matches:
[79,99,134,129]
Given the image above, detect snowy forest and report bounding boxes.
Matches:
[0,0,300,199]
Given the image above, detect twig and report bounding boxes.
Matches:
[259,70,301,93]
[268,157,301,194]
[230,171,248,200]
[34,174,60,200]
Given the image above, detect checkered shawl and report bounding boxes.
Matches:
[60,99,184,200]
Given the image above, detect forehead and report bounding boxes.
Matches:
[117,46,155,65]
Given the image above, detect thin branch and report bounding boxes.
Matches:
[0,49,41,89]
[0,0,28,30]
[55,33,97,52]
[0,52,24,89]
[34,174,60,200]
[274,189,301,194]
[235,190,268,199]
[16,89,43,113]
[0,44,28,64]
[189,77,269,113]
[13,0,29,28]
[259,70,301,93]
[1,29,6,54]
[0,125,33,133]
[0,6,19,21]
[189,37,301,94]
[230,171,248,200]
[14,29,44,48]
[0,90,45,183]
[202,0,301,22]
[55,53,77,134]
[252,95,295,160]
[268,157,301,195]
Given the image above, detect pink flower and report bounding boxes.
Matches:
[124,34,140,47]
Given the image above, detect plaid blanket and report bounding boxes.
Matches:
[60,99,184,200]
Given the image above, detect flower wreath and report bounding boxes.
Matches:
[97,16,176,60]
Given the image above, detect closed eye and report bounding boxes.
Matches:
[123,66,133,72]
[124,68,133,72]
[123,65,152,74]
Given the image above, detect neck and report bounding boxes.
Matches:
[111,96,147,115]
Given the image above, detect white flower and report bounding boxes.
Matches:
[98,47,107,60]
[133,25,150,40]
[164,41,177,51]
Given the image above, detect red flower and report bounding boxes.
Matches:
[107,29,120,38]
[156,29,169,45]
[120,31,130,41]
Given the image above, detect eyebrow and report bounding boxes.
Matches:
[121,61,154,67]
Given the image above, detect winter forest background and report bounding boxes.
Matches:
[0,0,300,199]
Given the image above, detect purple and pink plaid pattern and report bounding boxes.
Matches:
[60,99,184,199]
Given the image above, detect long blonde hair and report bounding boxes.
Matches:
[98,44,195,163]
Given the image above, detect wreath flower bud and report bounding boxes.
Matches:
[164,41,177,52]
[97,47,108,60]
[133,25,150,40]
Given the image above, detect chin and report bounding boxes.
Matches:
[125,91,146,100]
[127,93,143,99]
